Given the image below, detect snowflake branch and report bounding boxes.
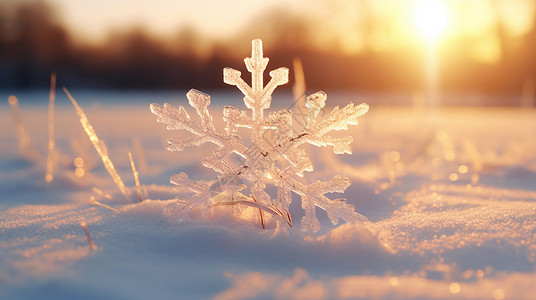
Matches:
[224,106,254,129]
[315,102,369,135]
[293,102,369,154]
[259,67,289,109]
[284,175,367,232]
[169,172,214,217]
[223,68,255,109]
[187,89,215,132]
[150,93,228,148]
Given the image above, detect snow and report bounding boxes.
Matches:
[1,91,536,299]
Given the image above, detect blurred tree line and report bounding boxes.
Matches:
[1,0,535,97]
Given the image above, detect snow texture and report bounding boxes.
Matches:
[2,95,536,299]
[151,39,369,231]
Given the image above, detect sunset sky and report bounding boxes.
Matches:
[45,0,310,42]
[2,0,535,93]
[41,0,536,63]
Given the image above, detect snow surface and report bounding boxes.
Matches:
[1,92,536,299]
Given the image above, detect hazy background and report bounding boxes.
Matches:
[1,0,535,105]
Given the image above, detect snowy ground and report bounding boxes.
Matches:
[1,91,536,299]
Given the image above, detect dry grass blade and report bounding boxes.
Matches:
[251,195,265,229]
[269,204,292,227]
[87,196,121,213]
[292,57,307,108]
[285,209,292,227]
[213,196,292,228]
[64,87,131,202]
[80,221,97,250]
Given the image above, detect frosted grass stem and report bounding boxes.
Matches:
[92,187,113,200]
[87,196,121,213]
[7,95,39,161]
[128,152,143,202]
[64,87,131,202]
[45,73,57,183]
[131,137,149,172]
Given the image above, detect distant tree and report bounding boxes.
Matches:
[0,0,70,88]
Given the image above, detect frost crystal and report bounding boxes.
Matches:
[151,39,369,232]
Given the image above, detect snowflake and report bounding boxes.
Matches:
[150,39,369,232]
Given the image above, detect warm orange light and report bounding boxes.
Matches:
[74,168,85,177]
[412,0,449,40]
[74,157,84,168]
[449,282,461,294]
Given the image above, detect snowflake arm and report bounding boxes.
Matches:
[150,89,227,149]
[293,92,370,154]
[224,39,288,119]
[169,172,213,218]
[286,174,367,232]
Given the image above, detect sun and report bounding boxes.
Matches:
[412,0,449,41]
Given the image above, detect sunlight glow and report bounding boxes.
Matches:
[74,167,85,177]
[74,157,84,168]
[413,0,449,40]
[449,282,461,294]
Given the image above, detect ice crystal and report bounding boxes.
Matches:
[151,39,369,232]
